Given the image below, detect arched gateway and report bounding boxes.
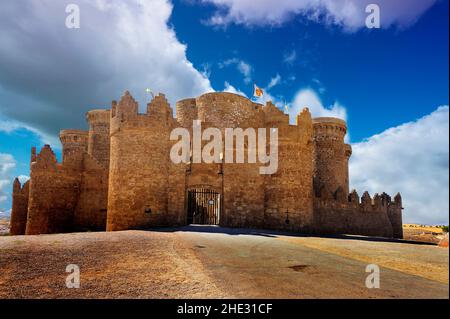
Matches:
[187,186,221,225]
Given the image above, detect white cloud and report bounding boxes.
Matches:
[254,90,280,107]
[0,154,15,175]
[18,175,30,184]
[350,106,449,225]
[219,58,253,84]
[0,0,213,143]
[289,88,347,122]
[223,82,247,97]
[251,84,345,130]
[202,0,437,31]
[0,116,59,147]
[0,209,10,217]
[0,153,16,210]
[283,50,297,65]
[267,74,282,89]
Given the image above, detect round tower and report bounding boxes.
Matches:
[312,117,352,196]
[86,109,111,168]
[59,130,88,169]
[176,98,197,128]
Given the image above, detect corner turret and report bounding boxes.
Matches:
[312,117,351,197]
[60,130,88,169]
[86,109,111,168]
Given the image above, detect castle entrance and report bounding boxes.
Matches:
[187,187,221,225]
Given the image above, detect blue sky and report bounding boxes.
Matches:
[170,0,449,140]
[0,0,448,224]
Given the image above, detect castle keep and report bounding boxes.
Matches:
[9,91,403,238]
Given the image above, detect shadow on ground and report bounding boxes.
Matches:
[148,224,437,246]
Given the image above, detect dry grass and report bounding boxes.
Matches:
[404,224,445,234]
[280,235,449,284]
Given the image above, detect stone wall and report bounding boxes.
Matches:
[388,193,404,239]
[60,130,88,170]
[196,94,267,228]
[313,187,403,238]
[10,90,403,239]
[25,145,81,235]
[9,179,29,235]
[263,104,314,232]
[107,92,175,231]
[176,98,197,128]
[73,153,109,231]
[87,110,111,169]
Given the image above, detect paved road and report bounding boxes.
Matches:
[0,226,448,299]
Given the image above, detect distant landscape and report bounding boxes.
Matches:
[0,215,448,245]
[403,224,448,244]
[0,215,9,235]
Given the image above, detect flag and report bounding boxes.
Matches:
[254,84,263,98]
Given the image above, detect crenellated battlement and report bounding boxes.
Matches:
[113,90,138,119]
[13,178,29,194]
[11,89,403,239]
[60,130,88,146]
[264,101,290,126]
[313,186,403,238]
[86,109,110,168]
[10,178,30,235]
[315,185,402,212]
[34,144,59,168]
[86,109,110,124]
[196,92,264,129]
[110,91,178,136]
[313,117,347,141]
[59,130,88,169]
[147,93,173,124]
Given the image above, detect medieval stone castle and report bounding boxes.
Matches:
[9,91,403,238]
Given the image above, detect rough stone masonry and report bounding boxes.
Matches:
[9,91,403,238]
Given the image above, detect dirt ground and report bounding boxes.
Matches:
[403,225,447,244]
[0,226,448,299]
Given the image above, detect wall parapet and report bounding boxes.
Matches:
[10,178,30,235]
[313,186,403,238]
[314,186,402,213]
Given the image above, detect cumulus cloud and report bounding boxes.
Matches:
[0,116,59,146]
[202,0,437,31]
[289,88,347,121]
[223,82,247,97]
[0,0,213,143]
[219,58,253,84]
[0,153,16,211]
[350,106,449,225]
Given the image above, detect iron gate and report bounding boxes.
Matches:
[187,188,221,225]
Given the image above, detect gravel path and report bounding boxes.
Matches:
[0,226,448,299]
